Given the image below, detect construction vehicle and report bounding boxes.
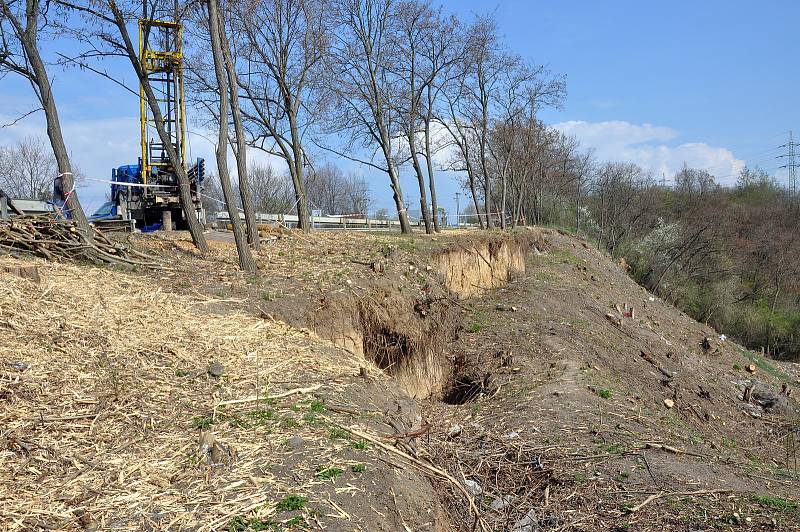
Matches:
[102,15,205,231]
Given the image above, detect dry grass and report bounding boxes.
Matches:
[0,256,365,530]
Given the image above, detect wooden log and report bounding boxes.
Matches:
[3,265,41,283]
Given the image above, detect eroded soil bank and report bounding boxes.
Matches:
[9,228,794,530]
[281,231,547,401]
[210,227,799,530]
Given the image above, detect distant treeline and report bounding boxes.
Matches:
[486,145,799,360]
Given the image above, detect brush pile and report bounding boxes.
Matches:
[0,215,158,266]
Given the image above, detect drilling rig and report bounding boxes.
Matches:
[104,14,205,230]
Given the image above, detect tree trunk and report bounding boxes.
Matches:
[479,94,493,229]
[468,172,483,229]
[6,0,90,236]
[423,115,440,232]
[287,112,310,233]
[289,153,310,233]
[32,53,90,234]
[408,131,432,234]
[208,0,256,272]
[108,0,208,253]
[500,167,508,230]
[220,27,259,250]
[387,162,411,234]
[512,183,522,228]
[377,116,411,234]
[483,177,492,229]
[479,135,493,229]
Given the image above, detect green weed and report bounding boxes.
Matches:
[284,516,306,528]
[328,427,350,440]
[466,310,487,334]
[315,466,343,481]
[280,416,298,429]
[248,409,275,424]
[275,494,307,512]
[740,348,795,384]
[752,494,799,512]
[302,413,324,425]
[191,416,214,430]
[227,516,278,532]
[604,443,623,454]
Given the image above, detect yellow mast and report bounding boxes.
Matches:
[138,18,185,187]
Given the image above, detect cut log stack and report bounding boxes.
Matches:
[0,215,160,267]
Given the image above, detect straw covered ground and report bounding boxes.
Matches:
[0,255,444,531]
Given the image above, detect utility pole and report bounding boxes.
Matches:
[778,130,798,197]
[454,192,461,228]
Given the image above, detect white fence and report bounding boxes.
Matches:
[214,211,422,230]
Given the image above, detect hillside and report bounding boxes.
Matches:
[1,228,798,531]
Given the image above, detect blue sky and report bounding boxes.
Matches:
[1,1,798,217]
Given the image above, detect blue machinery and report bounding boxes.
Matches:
[108,15,205,230]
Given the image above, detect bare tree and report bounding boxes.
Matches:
[465,14,508,228]
[322,0,411,233]
[183,5,259,248]
[392,0,433,232]
[505,115,544,226]
[0,136,57,199]
[220,8,259,249]
[437,15,499,228]
[674,164,718,199]
[590,162,655,256]
[493,64,566,227]
[0,0,90,233]
[343,173,371,215]
[248,163,294,213]
[440,66,483,228]
[573,148,594,234]
[306,162,371,215]
[487,63,532,228]
[418,6,460,232]
[199,171,225,213]
[234,0,327,234]
[207,0,256,271]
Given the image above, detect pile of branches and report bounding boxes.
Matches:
[0,215,160,267]
[427,430,555,530]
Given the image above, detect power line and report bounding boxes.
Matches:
[777,130,799,196]
[654,145,785,185]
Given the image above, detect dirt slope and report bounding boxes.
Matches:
[2,227,798,531]
[426,229,800,530]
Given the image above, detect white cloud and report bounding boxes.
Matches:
[553,120,745,185]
